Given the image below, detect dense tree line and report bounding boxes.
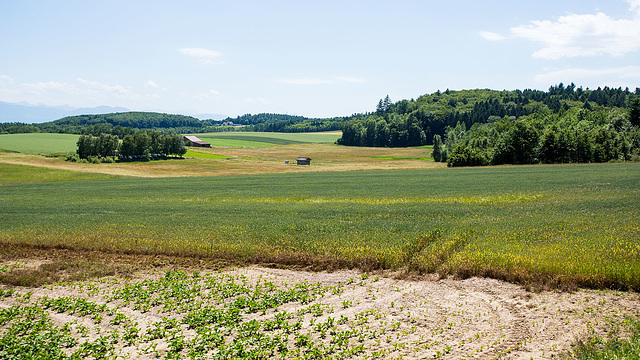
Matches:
[241,118,342,132]
[76,130,186,160]
[437,104,640,167]
[337,85,640,151]
[1,111,344,134]
[228,113,307,125]
[57,112,210,129]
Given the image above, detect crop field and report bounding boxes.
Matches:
[194,131,342,147]
[0,133,79,154]
[1,162,639,291]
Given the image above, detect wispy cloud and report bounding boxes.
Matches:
[278,76,365,85]
[77,78,128,94]
[0,77,131,106]
[21,81,69,94]
[145,80,160,88]
[179,48,224,65]
[510,2,640,59]
[195,89,222,100]
[0,75,14,85]
[478,31,506,41]
[534,65,640,83]
[246,97,269,105]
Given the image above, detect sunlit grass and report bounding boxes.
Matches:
[183,150,232,159]
[0,163,120,186]
[0,133,79,154]
[194,131,341,145]
[1,163,638,289]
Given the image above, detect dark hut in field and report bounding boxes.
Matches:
[184,135,211,148]
[296,157,311,165]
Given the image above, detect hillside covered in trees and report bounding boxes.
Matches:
[0,111,343,134]
[337,84,640,166]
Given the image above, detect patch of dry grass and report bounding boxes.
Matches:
[0,143,442,178]
[0,242,233,287]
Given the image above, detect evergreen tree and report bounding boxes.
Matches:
[432,134,444,162]
[629,97,640,127]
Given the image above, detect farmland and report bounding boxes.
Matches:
[1,162,639,291]
[0,133,79,154]
[0,131,639,358]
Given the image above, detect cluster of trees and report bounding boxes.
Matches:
[76,130,186,160]
[338,86,640,148]
[222,113,341,132]
[57,112,208,129]
[434,99,640,167]
[0,122,41,134]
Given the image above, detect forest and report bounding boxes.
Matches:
[73,130,186,162]
[0,112,340,134]
[337,85,640,166]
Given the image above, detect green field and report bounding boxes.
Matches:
[0,133,79,153]
[183,150,233,159]
[0,163,120,186]
[1,162,638,290]
[194,131,341,147]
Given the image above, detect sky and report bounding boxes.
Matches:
[1,0,639,119]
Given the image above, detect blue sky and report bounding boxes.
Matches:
[1,0,639,118]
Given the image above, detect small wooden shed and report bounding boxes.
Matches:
[296,157,311,165]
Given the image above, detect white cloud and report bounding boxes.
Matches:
[628,0,640,15]
[534,65,640,83]
[333,76,366,83]
[479,31,506,41]
[246,97,269,105]
[0,77,132,107]
[21,81,68,94]
[77,78,129,94]
[194,89,222,100]
[0,75,14,85]
[179,48,223,65]
[145,80,160,88]
[511,3,640,59]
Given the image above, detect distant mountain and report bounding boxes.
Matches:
[0,101,129,124]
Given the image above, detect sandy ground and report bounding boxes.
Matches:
[1,265,638,359]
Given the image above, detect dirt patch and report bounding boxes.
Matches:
[0,255,637,359]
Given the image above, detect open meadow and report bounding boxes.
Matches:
[0,132,639,359]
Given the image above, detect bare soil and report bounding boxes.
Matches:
[1,256,638,359]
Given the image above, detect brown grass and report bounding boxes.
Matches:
[0,242,234,287]
[0,143,443,178]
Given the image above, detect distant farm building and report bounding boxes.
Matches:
[184,136,211,148]
[296,157,311,165]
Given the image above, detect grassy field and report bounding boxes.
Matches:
[193,131,341,147]
[1,162,638,291]
[183,149,233,159]
[0,133,79,154]
[0,163,120,186]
